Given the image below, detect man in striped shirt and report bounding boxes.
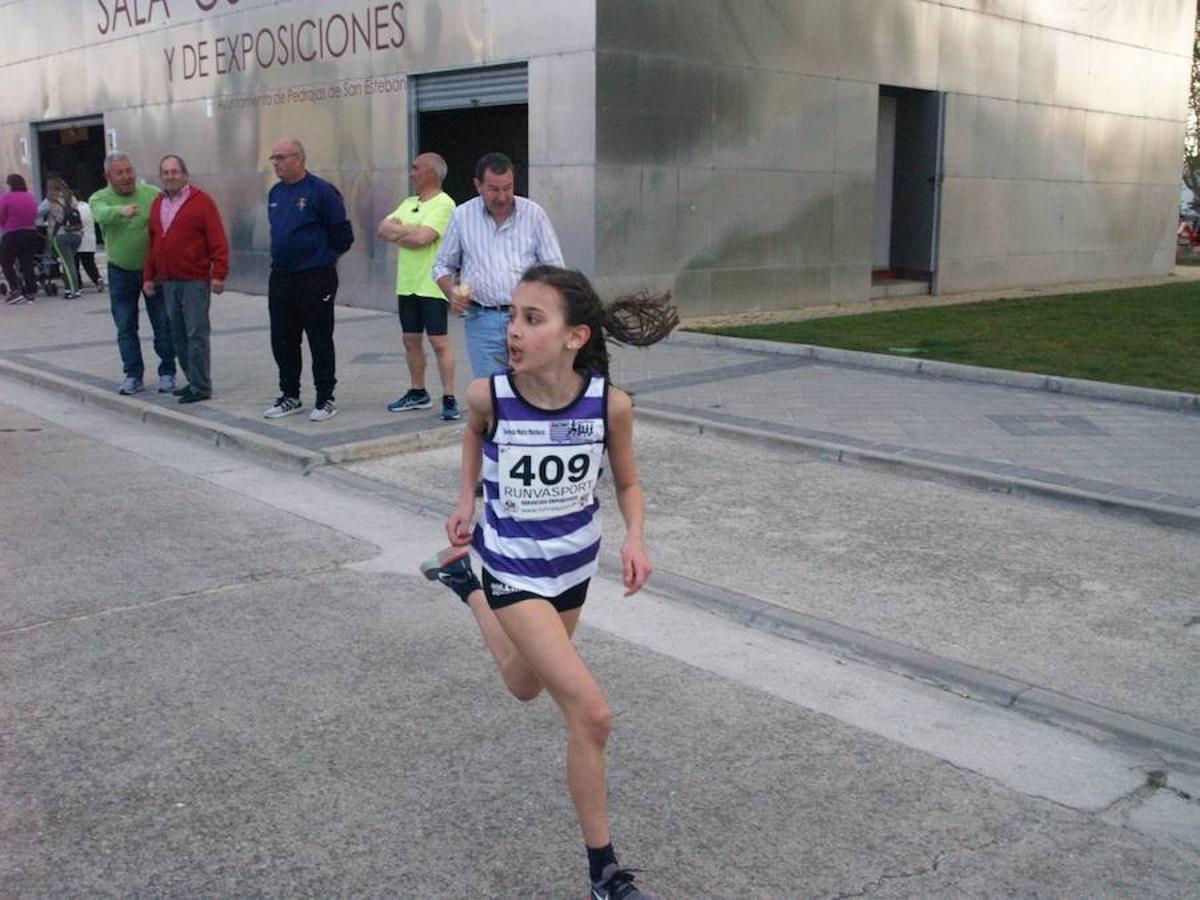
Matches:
[433,152,564,378]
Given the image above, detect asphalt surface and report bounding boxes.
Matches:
[350,420,1200,740]
[3,274,1200,896]
[3,394,1199,897]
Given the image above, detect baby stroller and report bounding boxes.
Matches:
[33,227,60,296]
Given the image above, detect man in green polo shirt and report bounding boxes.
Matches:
[89,151,177,395]
[377,152,459,420]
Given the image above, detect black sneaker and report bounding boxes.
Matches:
[591,865,653,899]
[419,546,480,604]
[388,388,432,412]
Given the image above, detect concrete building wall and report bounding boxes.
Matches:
[593,0,1194,313]
[0,0,596,308]
[937,0,1192,293]
[0,1,1192,315]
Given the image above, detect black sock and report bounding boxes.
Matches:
[448,569,480,604]
[587,843,617,883]
[443,394,456,403]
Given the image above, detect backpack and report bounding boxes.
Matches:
[61,200,83,232]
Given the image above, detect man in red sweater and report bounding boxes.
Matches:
[143,154,229,403]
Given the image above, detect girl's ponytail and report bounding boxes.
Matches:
[519,266,679,379]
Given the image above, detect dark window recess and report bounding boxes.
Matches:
[417,104,529,204]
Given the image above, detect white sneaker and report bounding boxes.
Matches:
[309,399,338,422]
[263,396,303,418]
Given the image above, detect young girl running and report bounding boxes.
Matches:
[421,265,677,899]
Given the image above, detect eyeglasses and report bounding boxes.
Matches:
[268,153,299,162]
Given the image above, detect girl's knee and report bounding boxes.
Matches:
[570,698,613,745]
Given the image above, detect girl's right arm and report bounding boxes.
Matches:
[445,377,493,546]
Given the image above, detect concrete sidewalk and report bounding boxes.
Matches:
[1,282,1198,528]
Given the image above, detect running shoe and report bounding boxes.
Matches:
[441,395,462,421]
[5,293,27,305]
[263,396,303,418]
[591,865,654,899]
[118,376,144,395]
[387,388,432,412]
[309,399,338,422]
[419,546,479,604]
[157,373,176,393]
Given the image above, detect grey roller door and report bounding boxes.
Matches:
[413,64,528,112]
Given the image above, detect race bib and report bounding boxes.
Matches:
[498,444,603,520]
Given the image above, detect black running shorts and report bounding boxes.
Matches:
[482,568,589,613]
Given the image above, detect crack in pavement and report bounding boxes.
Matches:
[0,562,352,637]
[832,839,998,897]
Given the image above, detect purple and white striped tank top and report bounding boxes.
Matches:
[472,370,608,598]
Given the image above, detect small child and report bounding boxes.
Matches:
[422,265,678,899]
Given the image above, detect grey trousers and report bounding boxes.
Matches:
[162,280,212,393]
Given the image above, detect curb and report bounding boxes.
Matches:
[623,563,1200,764]
[0,357,496,475]
[0,358,455,473]
[0,358,325,472]
[636,406,1200,531]
[669,332,1200,414]
[322,422,464,465]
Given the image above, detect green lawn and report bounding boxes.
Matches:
[690,282,1200,394]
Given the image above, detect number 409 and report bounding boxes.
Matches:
[508,453,591,487]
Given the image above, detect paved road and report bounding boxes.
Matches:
[350,419,1200,739]
[3,277,1200,895]
[2,284,1198,525]
[2,386,1199,897]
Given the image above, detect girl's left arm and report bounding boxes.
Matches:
[606,387,651,596]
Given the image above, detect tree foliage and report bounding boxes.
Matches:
[1184,0,1200,210]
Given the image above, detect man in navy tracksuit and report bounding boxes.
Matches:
[263,138,355,422]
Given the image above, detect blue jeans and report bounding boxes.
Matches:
[108,264,175,380]
[463,304,511,378]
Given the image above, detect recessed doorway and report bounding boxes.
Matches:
[409,65,528,204]
[873,87,944,296]
[35,117,107,202]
